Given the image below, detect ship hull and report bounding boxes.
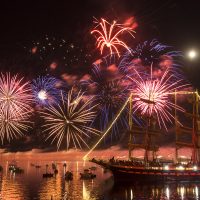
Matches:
[110,165,200,182]
[91,160,200,182]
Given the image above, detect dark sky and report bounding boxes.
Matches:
[0,0,199,151]
[0,0,199,44]
[0,0,199,84]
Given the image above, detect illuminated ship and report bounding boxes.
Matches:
[89,90,200,182]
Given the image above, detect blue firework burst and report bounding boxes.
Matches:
[95,79,130,133]
[119,39,183,79]
[85,57,138,142]
[31,76,64,107]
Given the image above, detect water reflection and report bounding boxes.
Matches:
[0,159,200,199]
[195,186,199,199]
[165,187,170,199]
[39,172,62,199]
[106,182,200,200]
[0,172,28,199]
[83,181,90,200]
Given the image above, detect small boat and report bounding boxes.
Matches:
[43,173,54,178]
[14,167,24,174]
[65,171,73,180]
[43,164,53,178]
[9,165,24,174]
[80,169,96,179]
[9,162,24,174]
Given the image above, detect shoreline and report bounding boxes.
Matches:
[0,146,192,161]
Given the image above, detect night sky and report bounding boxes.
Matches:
[0,0,200,151]
[0,0,199,83]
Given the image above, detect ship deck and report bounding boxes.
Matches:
[91,158,200,182]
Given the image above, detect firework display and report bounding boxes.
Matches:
[0,17,191,150]
[91,18,135,57]
[0,73,32,143]
[0,108,31,143]
[119,39,183,78]
[128,68,186,129]
[40,88,100,150]
[2,3,200,198]
[31,75,64,107]
[94,79,130,134]
[132,39,181,66]
[84,55,133,140]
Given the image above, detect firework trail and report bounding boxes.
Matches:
[128,68,187,129]
[0,73,33,143]
[91,18,135,57]
[31,75,64,107]
[40,88,100,150]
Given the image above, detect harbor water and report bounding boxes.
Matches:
[0,156,200,200]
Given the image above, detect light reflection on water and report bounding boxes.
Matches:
[0,159,200,199]
[0,160,112,200]
[106,183,200,200]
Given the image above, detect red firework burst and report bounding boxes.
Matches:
[91,18,135,57]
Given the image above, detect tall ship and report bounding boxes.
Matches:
[89,90,200,182]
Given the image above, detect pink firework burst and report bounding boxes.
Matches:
[0,73,33,143]
[129,69,187,129]
[91,18,135,57]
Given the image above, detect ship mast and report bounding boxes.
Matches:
[175,90,200,164]
[192,91,197,163]
[196,90,200,163]
[175,89,178,163]
[144,118,150,163]
[128,93,133,160]
[128,93,159,162]
[191,90,200,163]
